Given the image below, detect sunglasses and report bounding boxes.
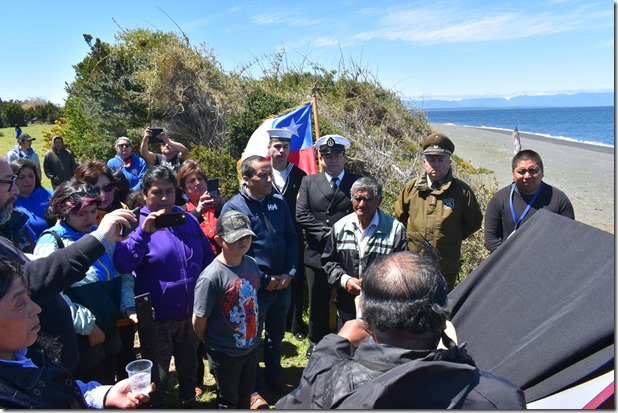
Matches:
[100,182,116,193]
[0,175,17,192]
[68,187,101,201]
[117,143,132,148]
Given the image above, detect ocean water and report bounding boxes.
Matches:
[423,106,614,147]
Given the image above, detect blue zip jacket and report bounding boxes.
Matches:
[106,153,148,191]
[221,187,298,288]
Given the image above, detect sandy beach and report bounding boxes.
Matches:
[432,124,615,234]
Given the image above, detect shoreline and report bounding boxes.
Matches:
[432,124,615,234]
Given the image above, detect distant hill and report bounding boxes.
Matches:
[406,92,614,110]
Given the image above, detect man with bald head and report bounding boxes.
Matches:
[276,251,526,409]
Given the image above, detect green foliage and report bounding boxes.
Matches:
[225,90,292,159]
[190,146,241,200]
[0,102,27,127]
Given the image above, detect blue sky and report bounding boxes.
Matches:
[1,0,613,105]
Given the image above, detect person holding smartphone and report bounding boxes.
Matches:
[33,179,137,385]
[140,128,189,174]
[113,166,214,409]
[177,160,225,256]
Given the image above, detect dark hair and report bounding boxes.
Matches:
[50,178,100,220]
[124,190,145,209]
[112,170,131,204]
[512,149,544,172]
[350,176,382,199]
[241,155,267,179]
[177,160,207,193]
[142,165,178,194]
[362,251,449,335]
[74,160,115,187]
[10,158,42,189]
[0,259,27,301]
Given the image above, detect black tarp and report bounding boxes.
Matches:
[449,209,614,403]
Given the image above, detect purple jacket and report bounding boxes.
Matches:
[113,205,214,321]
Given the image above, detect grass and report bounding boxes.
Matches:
[0,124,54,189]
[147,327,312,408]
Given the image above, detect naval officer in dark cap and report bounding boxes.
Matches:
[296,134,362,358]
[267,128,309,341]
[394,132,482,291]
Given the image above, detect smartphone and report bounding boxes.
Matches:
[154,212,186,229]
[135,292,154,327]
[149,128,164,144]
[120,207,141,237]
[207,178,219,195]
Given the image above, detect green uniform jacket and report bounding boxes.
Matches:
[394,170,482,280]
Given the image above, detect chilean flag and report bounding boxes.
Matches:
[241,102,317,175]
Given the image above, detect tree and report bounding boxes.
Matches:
[0,102,27,129]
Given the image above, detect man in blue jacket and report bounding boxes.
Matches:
[221,155,298,407]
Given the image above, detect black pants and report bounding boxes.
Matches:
[206,347,258,409]
[306,266,332,345]
[286,259,308,335]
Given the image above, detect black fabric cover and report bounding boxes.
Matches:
[449,209,614,403]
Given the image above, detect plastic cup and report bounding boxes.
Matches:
[125,359,153,395]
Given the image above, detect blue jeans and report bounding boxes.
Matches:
[255,287,291,388]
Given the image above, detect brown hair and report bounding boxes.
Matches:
[74,160,115,187]
[176,160,207,193]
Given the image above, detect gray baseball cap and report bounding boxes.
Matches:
[216,210,256,243]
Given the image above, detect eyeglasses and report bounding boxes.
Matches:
[100,182,116,193]
[117,143,132,148]
[0,175,17,192]
[68,187,101,201]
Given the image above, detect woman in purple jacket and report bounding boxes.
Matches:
[113,166,214,408]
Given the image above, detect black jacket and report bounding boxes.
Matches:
[296,171,361,268]
[0,234,106,373]
[276,334,526,409]
[0,348,87,409]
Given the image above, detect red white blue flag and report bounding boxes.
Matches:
[241,101,317,175]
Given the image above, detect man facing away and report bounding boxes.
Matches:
[296,135,362,358]
[394,133,482,290]
[220,155,298,407]
[322,176,407,327]
[267,128,308,341]
[43,135,77,189]
[276,251,526,409]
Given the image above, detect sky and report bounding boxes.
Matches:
[1,0,613,105]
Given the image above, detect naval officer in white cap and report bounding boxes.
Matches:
[295,134,362,358]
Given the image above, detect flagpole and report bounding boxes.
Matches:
[311,84,322,173]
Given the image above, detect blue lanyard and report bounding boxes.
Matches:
[510,182,543,229]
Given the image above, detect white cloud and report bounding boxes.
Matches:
[350,3,608,44]
[251,13,323,27]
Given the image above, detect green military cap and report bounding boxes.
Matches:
[423,133,454,155]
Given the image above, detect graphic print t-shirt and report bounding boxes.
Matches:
[193,256,260,355]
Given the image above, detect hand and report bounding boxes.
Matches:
[125,309,138,324]
[211,193,225,213]
[158,132,171,144]
[141,209,166,234]
[264,276,280,291]
[345,277,362,296]
[196,192,216,214]
[98,209,138,244]
[88,324,106,347]
[276,274,293,290]
[143,128,151,141]
[104,378,155,409]
[338,319,371,347]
